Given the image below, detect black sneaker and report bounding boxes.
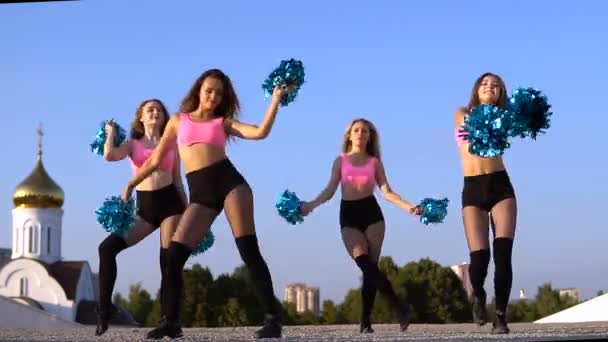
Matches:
[359,316,374,333]
[491,310,510,334]
[145,317,183,340]
[472,295,487,326]
[399,304,412,332]
[95,305,116,336]
[254,314,282,339]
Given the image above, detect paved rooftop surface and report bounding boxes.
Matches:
[1,322,607,341]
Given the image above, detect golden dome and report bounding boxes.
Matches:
[13,125,64,209]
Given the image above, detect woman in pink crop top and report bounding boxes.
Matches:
[299,118,422,334]
[456,73,517,334]
[122,69,288,339]
[96,99,187,336]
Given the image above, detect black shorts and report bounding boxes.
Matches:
[136,184,185,228]
[340,195,384,232]
[186,158,248,212]
[462,170,516,212]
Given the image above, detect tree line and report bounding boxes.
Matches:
[113,256,593,327]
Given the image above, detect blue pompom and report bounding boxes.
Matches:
[95,196,136,236]
[462,105,513,158]
[507,87,552,139]
[417,198,449,225]
[91,121,127,156]
[191,231,215,256]
[262,58,306,106]
[276,189,304,225]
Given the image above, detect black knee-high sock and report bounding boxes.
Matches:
[165,241,192,323]
[235,235,278,316]
[159,247,169,318]
[354,254,401,314]
[493,238,514,313]
[361,272,377,321]
[98,234,128,313]
[468,249,491,300]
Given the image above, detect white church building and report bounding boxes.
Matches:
[0,126,97,323]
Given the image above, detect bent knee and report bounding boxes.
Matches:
[350,246,369,259]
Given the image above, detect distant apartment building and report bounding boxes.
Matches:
[284,283,320,316]
[559,288,582,302]
[450,262,473,299]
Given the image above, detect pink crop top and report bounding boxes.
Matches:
[455,127,468,147]
[340,154,377,187]
[177,113,227,148]
[129,139,175,174]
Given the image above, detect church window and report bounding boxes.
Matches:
[47,227,52,254]
[19,277,28,297]
[28,226,34,253]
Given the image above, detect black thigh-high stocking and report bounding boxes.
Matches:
[98,234,128,314]
[164,242,192,323]
[159,247,169,318]
[361,271,377,320]
[354,254,401,313]
[235,235,278,315]
[468,249,491,301]
[493,238,514,313]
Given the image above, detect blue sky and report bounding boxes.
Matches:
[1,0,606,304]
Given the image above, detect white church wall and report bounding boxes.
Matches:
[12,208,63,264]
[0,259,73,322]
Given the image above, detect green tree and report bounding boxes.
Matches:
[534,283,573,318]
[298,310,319,325]
[395,258,471,323]
[336,289,362,323]
[504,282,581,322]
[281,302,299,325]
[182,264,214,327]
[230,265,266,325]
[145,289,162,327]
[597,289,605,297]
[507,299,536,322]
[126,283,154,326]
[217,297,248,327]
[336,257,472,324]
[378,256,399,278]
[113,292,128,310]
[320,300,337,325]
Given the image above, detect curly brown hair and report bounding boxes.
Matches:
[179,69,240,120]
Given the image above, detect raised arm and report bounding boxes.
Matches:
[301,157,342,215]
[225,86,286,140]
[171,147,188,207]
[122,116,179,200]
[375,159,419,215]
[103,122,131,161]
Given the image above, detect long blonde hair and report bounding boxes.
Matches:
[341,118,381,158]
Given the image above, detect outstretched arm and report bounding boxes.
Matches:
[301,157,342,215]
[375,159,420,215]
[226,86,287,140]
[122,116,179,200]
